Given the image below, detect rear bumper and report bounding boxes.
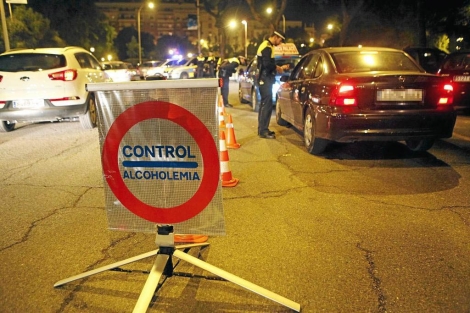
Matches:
[316,109,457,143]
[0,100,87,123]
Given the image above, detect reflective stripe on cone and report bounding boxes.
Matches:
[219,130,238,187]
[225,114,240,149]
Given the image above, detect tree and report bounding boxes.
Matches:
[28,0,115,57]
[245,0,287,32]
[154,34,194,60]
[0,6,64,51]
[199,0,231,59]
[114,27,155,62]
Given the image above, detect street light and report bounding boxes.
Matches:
[230,20,247,59]
[137,1,155,65]
[241,20,247,58]
[266,7,285,33]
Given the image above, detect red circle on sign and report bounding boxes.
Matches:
[101,101,219,224]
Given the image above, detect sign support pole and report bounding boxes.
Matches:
[54,225,301,312]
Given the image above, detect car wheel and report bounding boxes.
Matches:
[275,97,289,126]
[79,95,97,130]
[251,88,260,112]
[0,121,15,132]
[405,139,435,152]
[239,84,248,103]
[180,72,189,79]
[304,107,328,155]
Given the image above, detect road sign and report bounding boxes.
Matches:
[88,79,224,235]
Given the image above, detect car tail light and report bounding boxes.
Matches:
[0,75,3,82]
[48,69,77,81]
[437,84,453,105]
[329,83,357,106]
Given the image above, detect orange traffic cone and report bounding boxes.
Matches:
[218,110,226,128]
[174,234,208,243]
[219,130,239,187]
[218,94,227,116]
[226,114,241,149]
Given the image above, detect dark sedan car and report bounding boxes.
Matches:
[275,47,456,155]
[437,51,470,112]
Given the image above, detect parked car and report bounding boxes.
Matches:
[164,57,198,79]
[403,46,448,73]
[238,43,302,111]
[275,47,456,155]
[136,60,162,79]
[0,46,106,132]
[144,59,186,80]
[437,51,470,112]
[101,61,138,82]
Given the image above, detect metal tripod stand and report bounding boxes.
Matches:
[54,225,301,312]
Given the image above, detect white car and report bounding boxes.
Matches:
[101,61,137,82]
[164,57,197,79]
[0,46,106,132]
[137,60,162,79]
[143,59,181,79]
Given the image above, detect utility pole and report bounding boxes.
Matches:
[197,0,201,54]
[0,0,10,51]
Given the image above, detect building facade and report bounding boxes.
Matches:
[96,1,315,60]
[96,0,219,51]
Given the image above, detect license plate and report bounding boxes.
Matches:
[12,99,45,109]
[453,75,470,82]
[376,89,423,101]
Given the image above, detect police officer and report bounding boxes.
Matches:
[206,52,216,78]
[196,53,205,78]
[218,56,244,107]
[256,31,286,139]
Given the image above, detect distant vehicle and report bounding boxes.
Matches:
[101,61,137,82]
[238,43,302,111]
[136,60,162,79]
[142,59,184,80]
[275,47,456,155]
[0,46,106,132]
[437,51,470,112]
[164,57,198,79]
[403,47,448,73]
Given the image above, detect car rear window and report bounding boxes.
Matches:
[142,61,162,67]
[441,54,470,70]
[103,63,128,70]
[0,53,66,72]
[332,51,419,73]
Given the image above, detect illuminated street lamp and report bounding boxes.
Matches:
[241,20,247,58]
[137,1,155,65]
[230,20,248,59]
[266,7,285,33]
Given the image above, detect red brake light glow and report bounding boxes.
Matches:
[48,69,77,81]
[438,83,453,105]
[330,83,357,106]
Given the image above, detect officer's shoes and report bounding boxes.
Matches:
[259,132,275,139]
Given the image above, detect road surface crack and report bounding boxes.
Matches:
[357,243,387,313]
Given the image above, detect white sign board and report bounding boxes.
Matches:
[6,0,28,4]
[88,79,225,236]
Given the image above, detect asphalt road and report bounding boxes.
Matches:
[0,81,469,312]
